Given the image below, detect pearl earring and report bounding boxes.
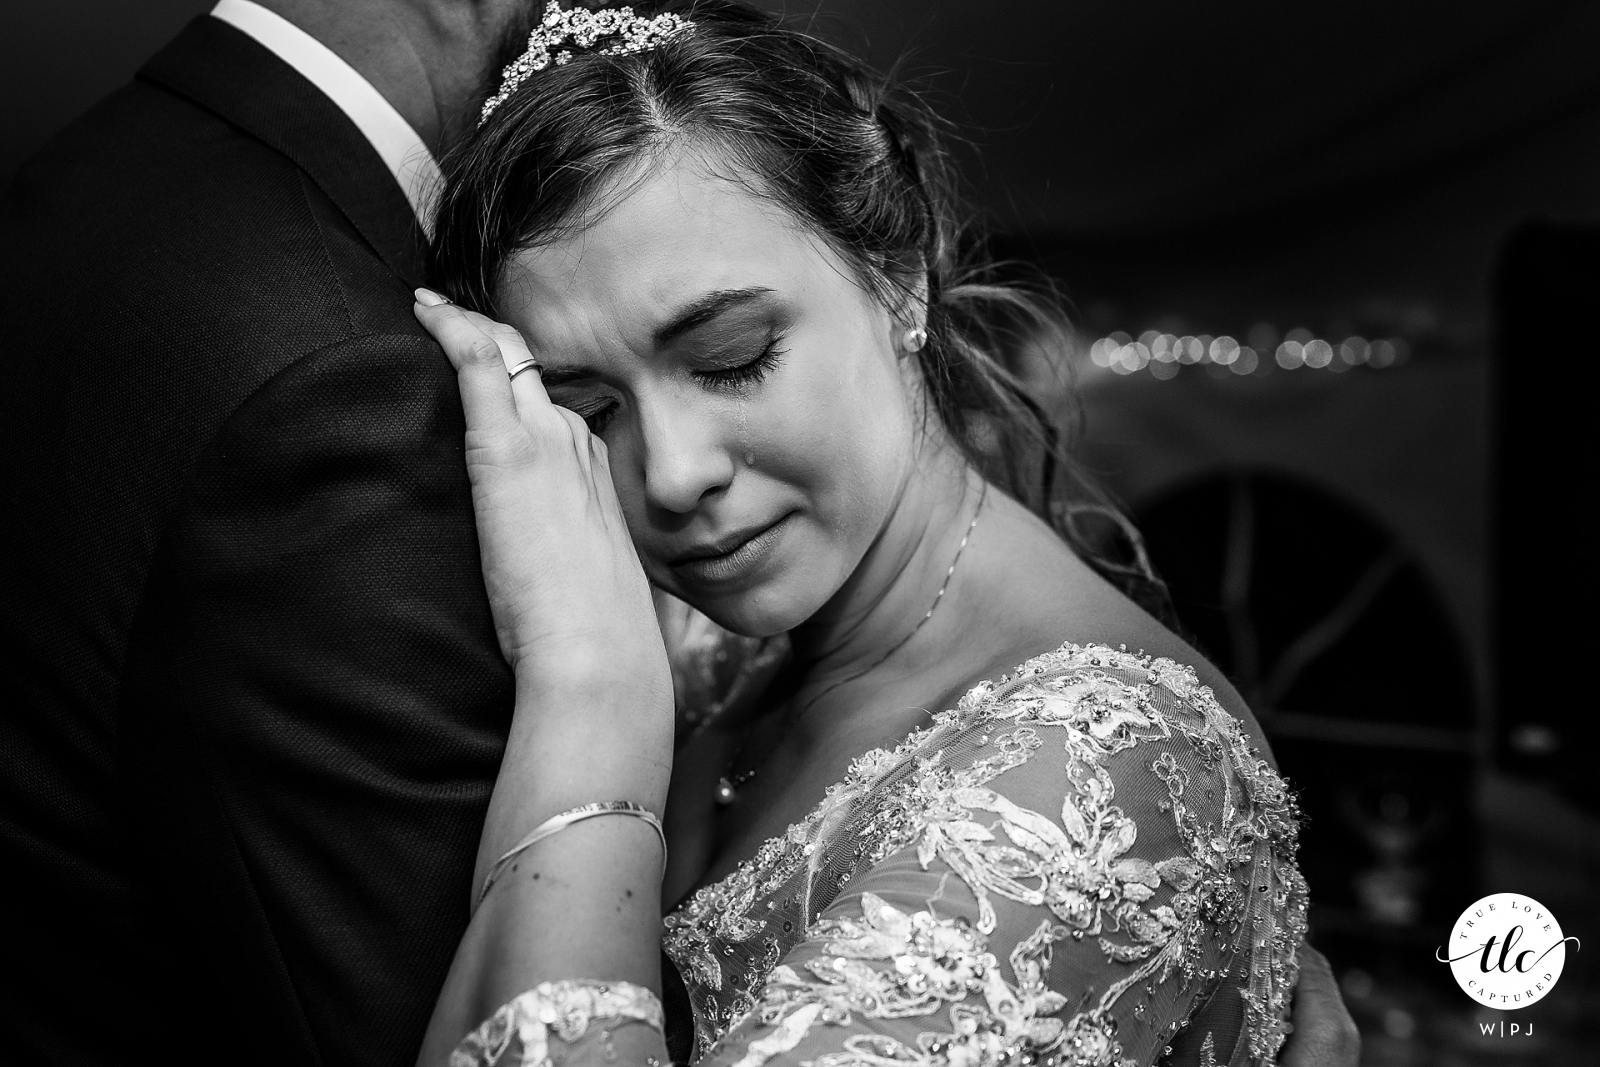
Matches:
[903,326,928,352]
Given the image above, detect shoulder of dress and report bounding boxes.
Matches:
[940,641,1284,798]
[948,641,1225,740]
[956,641,1204,709]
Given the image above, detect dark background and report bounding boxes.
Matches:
[6,2,1597,1063]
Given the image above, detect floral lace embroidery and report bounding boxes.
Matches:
[663,643,1307,1067]
[751,895,1112,1067]
[450,979,664,1067]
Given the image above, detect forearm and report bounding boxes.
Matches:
[418,818,669,1066]
[418,670,674,1065]
[473,664,673,893]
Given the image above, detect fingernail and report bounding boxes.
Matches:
[415,287,447,307]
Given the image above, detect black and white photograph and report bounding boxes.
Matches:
[3,2,1594,1065]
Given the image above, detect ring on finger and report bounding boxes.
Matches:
[508,358,544,381]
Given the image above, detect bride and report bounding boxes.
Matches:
[407,3,1327,1065]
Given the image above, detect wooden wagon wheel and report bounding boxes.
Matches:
[1135,470,1477,944]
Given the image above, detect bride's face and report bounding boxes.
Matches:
[494,155,922,636]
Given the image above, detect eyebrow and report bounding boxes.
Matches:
[653,287,776,347]
[536,286,777,387]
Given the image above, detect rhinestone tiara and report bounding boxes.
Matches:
[479,1,695,125]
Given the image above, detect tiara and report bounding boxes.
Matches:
[479,1,695,124]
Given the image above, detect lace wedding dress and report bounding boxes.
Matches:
[457,642,1307,1067]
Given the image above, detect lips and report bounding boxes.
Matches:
[668,513,792,586]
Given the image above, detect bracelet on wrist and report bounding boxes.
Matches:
[478,801,667,906]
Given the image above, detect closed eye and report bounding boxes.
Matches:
[557,397,618,436]
[694,332,786,391]
[555,328,787,433]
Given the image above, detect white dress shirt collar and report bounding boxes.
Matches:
[210,0,441,237]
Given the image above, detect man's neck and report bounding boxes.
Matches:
[252,0,518,154]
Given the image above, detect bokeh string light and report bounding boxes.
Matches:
[1087,327,1409,378]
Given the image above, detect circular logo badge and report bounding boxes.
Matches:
[1439,893,1577,1009]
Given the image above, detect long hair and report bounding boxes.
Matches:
[429,0,1173,620]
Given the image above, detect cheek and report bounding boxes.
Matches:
[755,340,914,525]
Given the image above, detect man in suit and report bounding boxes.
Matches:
[1,2,536,1063]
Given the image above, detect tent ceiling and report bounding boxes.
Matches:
[767,0,1600,236]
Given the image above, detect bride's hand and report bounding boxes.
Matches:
[412,298,671,1067]
[413,289,666,695]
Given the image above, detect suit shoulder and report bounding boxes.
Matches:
[8,77,429,359]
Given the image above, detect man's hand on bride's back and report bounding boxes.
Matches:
[414,290,667,695]
[1280,946,1362,1067]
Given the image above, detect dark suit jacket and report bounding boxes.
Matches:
[0,17,513,1066]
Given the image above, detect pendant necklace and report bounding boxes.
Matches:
[714,482,989,807]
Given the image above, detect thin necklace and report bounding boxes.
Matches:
[714,482,990,807]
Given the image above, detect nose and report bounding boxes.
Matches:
[637,393,736,515]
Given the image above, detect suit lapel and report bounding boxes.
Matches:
[139,16,428,286]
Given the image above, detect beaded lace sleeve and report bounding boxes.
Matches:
[664,643,1307,1067]
[449,979,667,1067]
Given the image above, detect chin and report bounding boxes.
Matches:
[661,570,824,639]
[679,589,809,640]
